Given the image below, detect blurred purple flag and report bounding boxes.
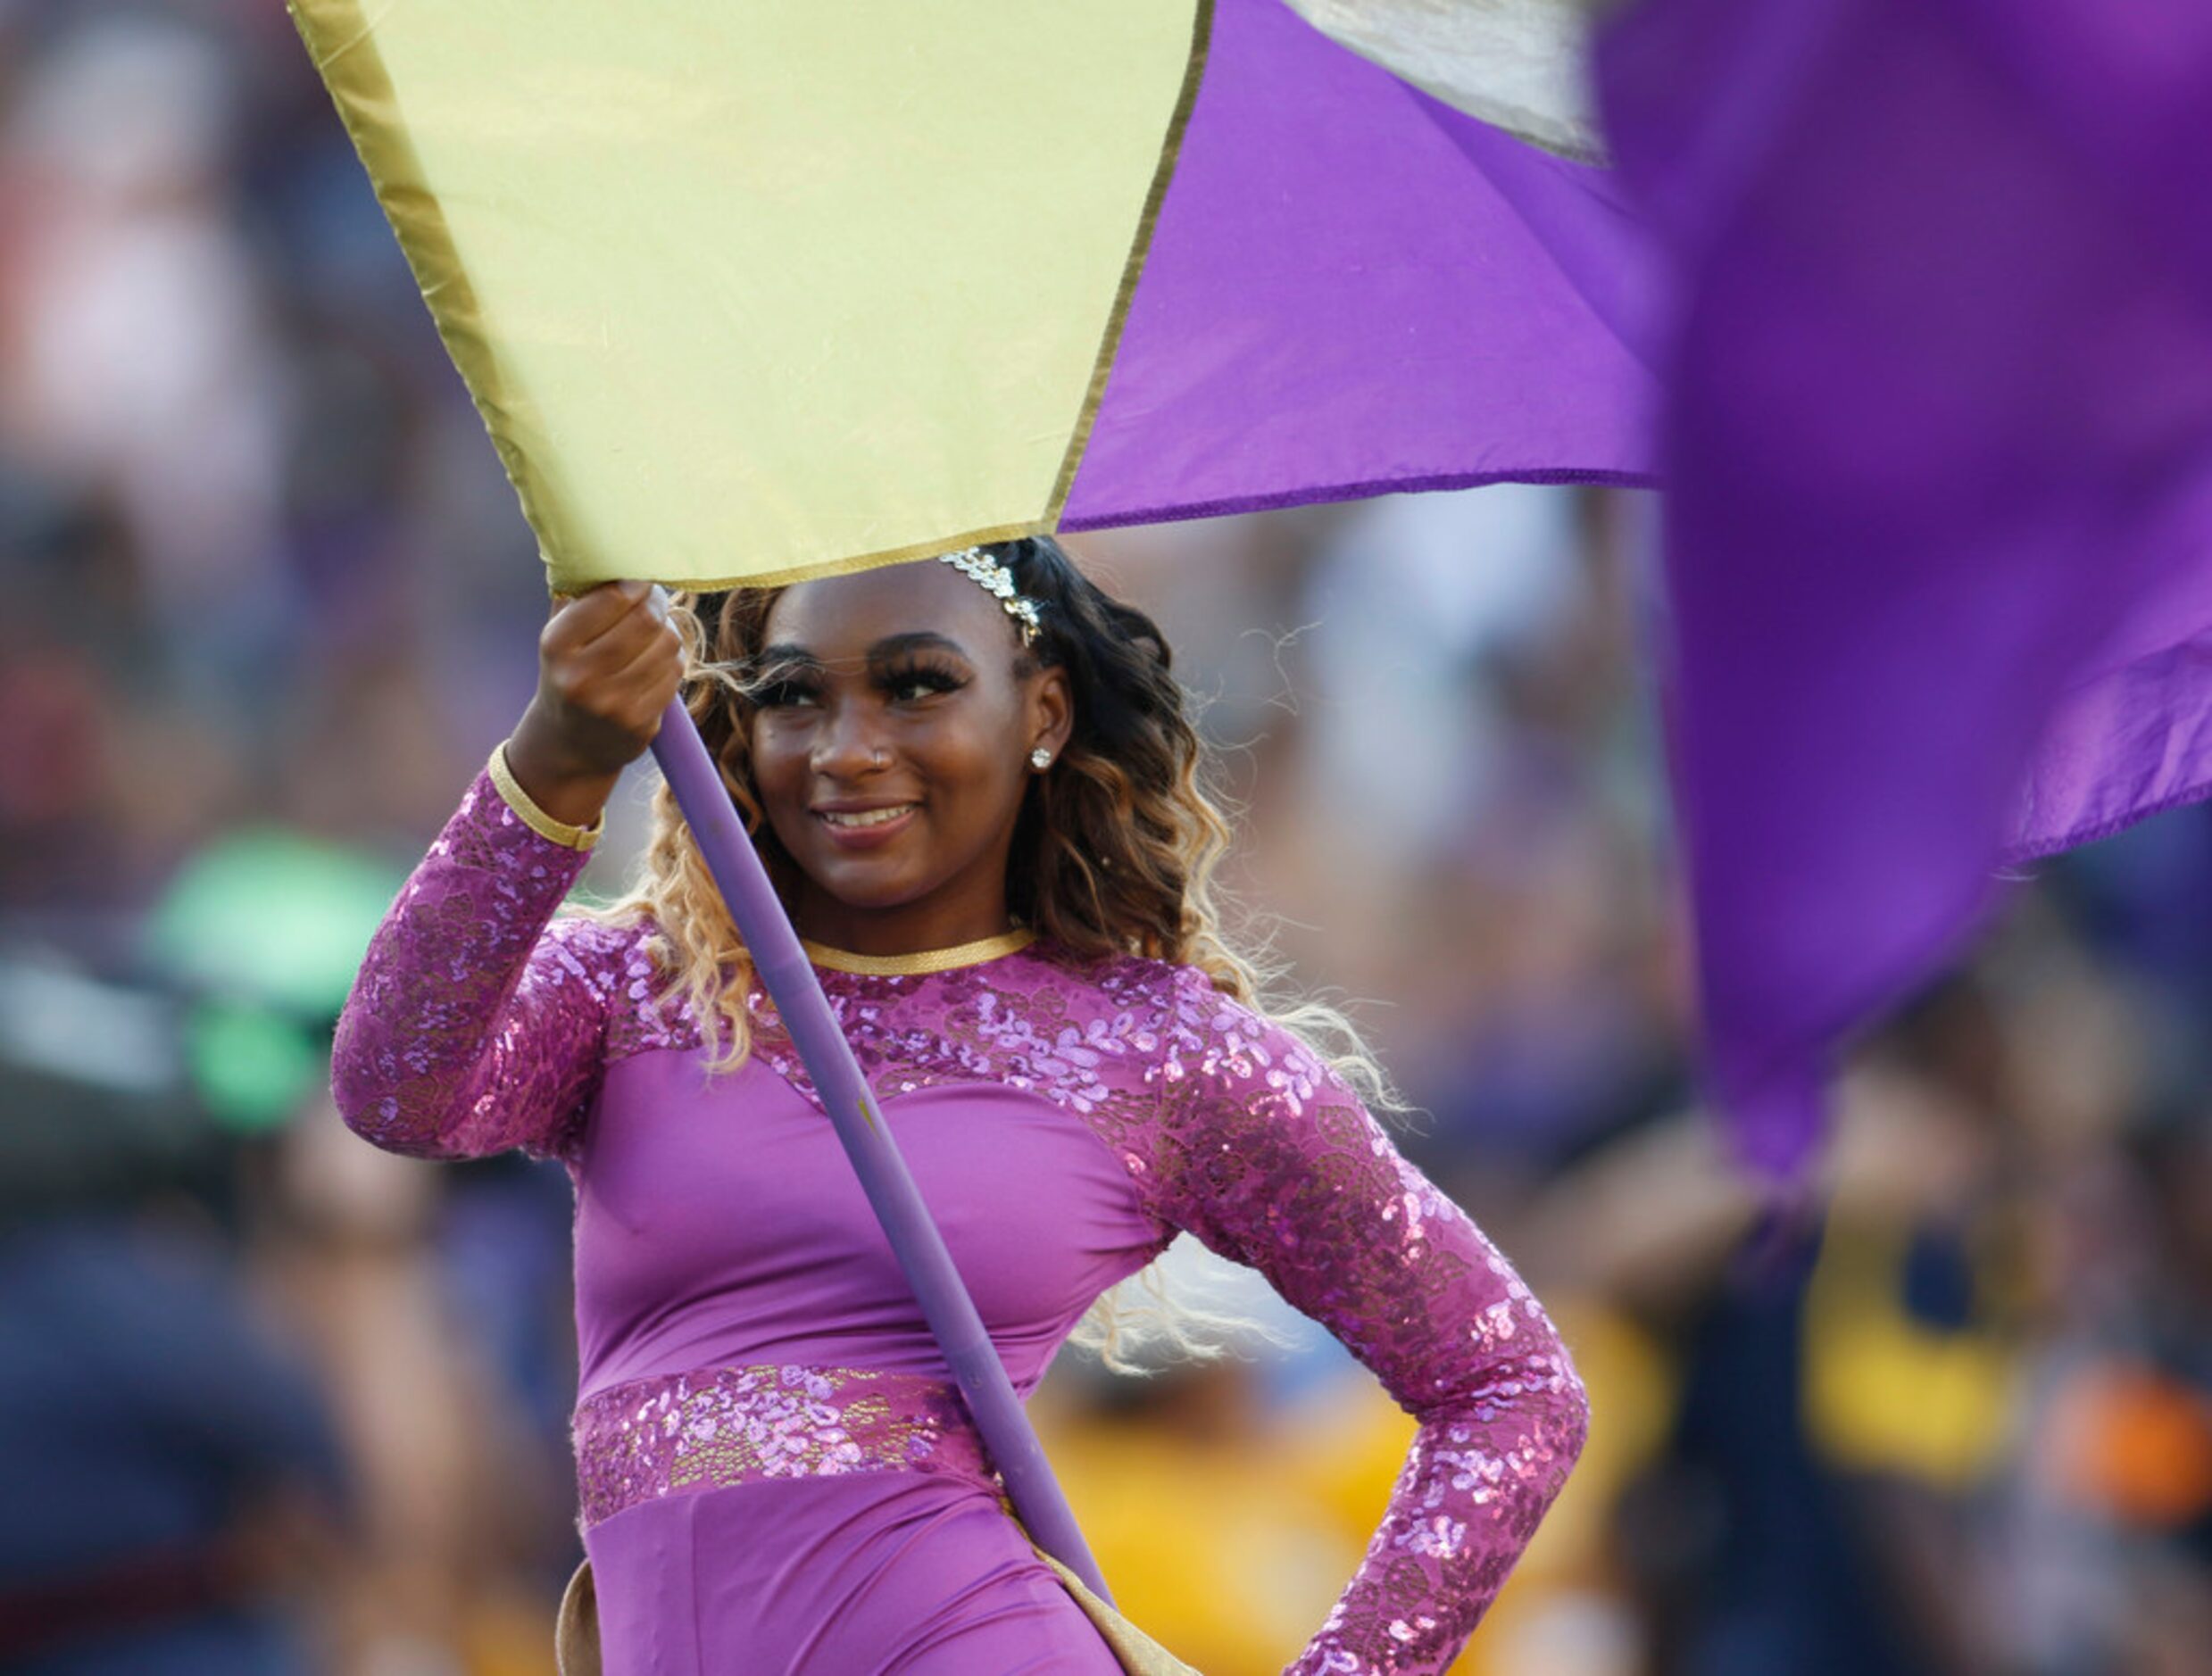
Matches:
[1594,0,2212,1174]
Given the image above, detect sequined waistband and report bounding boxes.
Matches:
[572,1362,997,1530]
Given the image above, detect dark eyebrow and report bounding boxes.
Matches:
[757,633,971,667]
[755,643,824,669]
[864,632,971,663]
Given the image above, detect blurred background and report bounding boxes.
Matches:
[3,3,2209,1672]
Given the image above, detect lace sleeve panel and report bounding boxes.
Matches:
[331,769,617,1164]
[1143,968,1589,1676]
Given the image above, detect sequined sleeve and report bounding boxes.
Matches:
[331,769,620,1164]
[1147,968,1588,1676]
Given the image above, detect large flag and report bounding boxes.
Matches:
[1597,0,2212,1175]
[285,0,1657,1615]
[287,0,1653,592]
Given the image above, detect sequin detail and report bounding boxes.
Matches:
[336,776,1591,1676]
[572,1362,994,1529]
[332,770,694,1165]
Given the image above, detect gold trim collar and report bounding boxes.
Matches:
[802,928,1036,977]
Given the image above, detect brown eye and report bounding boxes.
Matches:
[755,679,820,709]
[746,658,823,708]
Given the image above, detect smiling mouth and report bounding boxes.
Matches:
[816,804,918,830]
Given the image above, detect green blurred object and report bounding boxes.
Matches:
[183,1002,330,1134]
[147,831,405,1133]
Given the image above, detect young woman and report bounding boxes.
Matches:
[334,538,1587,1675]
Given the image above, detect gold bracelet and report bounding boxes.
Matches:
[487,743,607,850]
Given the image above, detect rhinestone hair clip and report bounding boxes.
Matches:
[937,546,1042,645]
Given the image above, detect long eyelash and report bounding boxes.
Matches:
[877,657,968,697]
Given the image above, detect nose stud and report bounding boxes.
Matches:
[871,747,892,769]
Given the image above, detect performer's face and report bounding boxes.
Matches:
[747,563,1069,950]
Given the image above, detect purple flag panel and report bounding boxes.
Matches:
[1060,0,1659,530]
[1595,0,2212,1174]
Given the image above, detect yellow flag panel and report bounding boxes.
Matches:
[289,0,1202,589]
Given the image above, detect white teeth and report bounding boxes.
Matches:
[819,805,914,829]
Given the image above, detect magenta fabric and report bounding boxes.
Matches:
[1059,0,1658,531]
[1593,0,2212,1174]
[332,772,1589,1674]
[586,1475,1119,1675]
[573,1067,1160,1398]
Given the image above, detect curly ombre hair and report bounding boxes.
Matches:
[593,536,1394,1368]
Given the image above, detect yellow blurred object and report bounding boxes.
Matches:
[1044,1368,1370,1673]
[1044,1307,1669,1676]
[1801,1219,2016,1490]
[1522,1302,1676,1564]
[466,1584,572,1676]
[1031,1543,1205,1674]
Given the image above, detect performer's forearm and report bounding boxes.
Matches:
[1290,1357,1588,1675]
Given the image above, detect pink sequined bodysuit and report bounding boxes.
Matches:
[334,771,1588,1675]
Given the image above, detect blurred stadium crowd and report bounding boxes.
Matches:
[2,4,2209,1673]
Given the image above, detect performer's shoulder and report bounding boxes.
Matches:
[1024,941,1253,1030]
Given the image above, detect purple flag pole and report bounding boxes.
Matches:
[647,699,1112,1604]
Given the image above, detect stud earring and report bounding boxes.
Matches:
[1029,747,1053,772]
